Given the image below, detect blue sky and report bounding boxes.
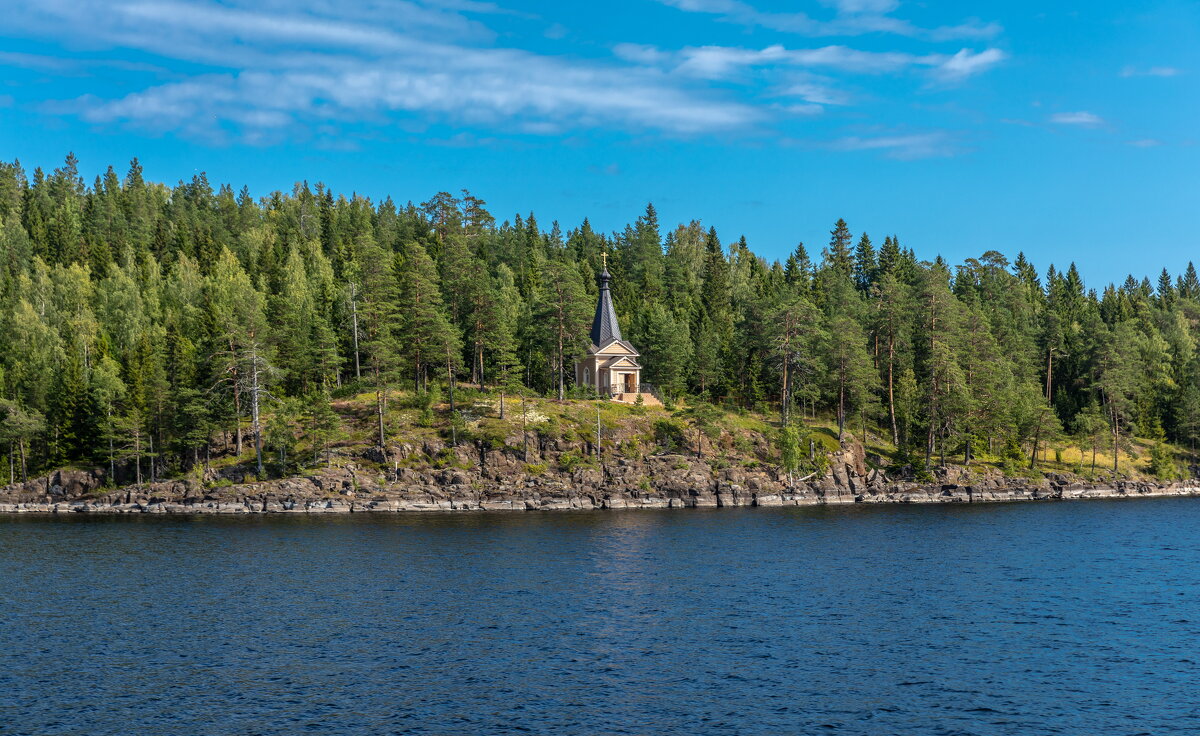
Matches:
[0,0,1197,286]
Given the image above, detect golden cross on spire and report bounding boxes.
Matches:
[601,251,607,270]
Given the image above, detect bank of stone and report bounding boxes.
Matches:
[3,435,1197,515]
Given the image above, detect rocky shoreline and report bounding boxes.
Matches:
[1,480,1198,515]
[3,436,1197,515]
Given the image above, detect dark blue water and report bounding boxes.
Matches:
[2,501,1200,735]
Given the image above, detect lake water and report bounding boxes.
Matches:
[2,500,1200,735]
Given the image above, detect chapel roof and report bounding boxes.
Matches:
[587,337,639,356]
[589,263,622,348]
[600,355,641,369]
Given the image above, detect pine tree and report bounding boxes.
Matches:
[916,262,968,466]
[272,245,317,394]
[692,314,722,399]
[50,345,90,465]
[306,390,346,468]
[825,314,879,440]
[1179,262,1200,301]
[873,272,911,447]
[641,304,692,399]
[205,247,275,476]
[47,154,85,266]
[783,242,811,288]
[1093,323,1139,474]
[770,294,822,426]
[264,396,302,474]
[397,242,461,394]
[535,259,590,400]
[438,233,475,335]
[695,228,734,397]
[1157,268,1176,309]
[1073,401,1107,474]
[0,399,45,482]
[877,235,901,277]
[1148,420,1180,480]
[853,233,876,291]
[824,218,854,277]
[8,295,62,418]
[356,237,401,449]
[90,353,126,481]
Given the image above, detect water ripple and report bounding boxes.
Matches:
[2,500,1200,734]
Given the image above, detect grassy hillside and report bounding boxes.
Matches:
[187,384,1193,490]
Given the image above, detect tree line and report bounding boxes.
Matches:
[1,154,1197,483]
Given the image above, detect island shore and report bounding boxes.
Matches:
[3,437,1197,515]
[3,482,1199,515]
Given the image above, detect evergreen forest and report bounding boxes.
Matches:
[1,154,1197,484]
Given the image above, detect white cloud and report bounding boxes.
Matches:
[787,45,922,73]
[1050,111,1104,126]
[77,60,763,138]
[820,0,899,14]
[16,0,764,138]
[1127,138,1163,147]
[654,0,1000,40]
[781,79,850,106]
[832,131,956,159]
[645,43,1005,81]
[781,103,825,116]
[612,43,672,65]
[1120,66,1182,78]
[4,0,1008,152]
[0,50,165,75]
[931,48,1007,81]
[675,44,790,79]
[657,0,745,13]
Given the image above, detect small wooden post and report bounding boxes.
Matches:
[596,406,602,468]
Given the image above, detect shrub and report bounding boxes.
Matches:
[536,416,562,441]
[465,421,509,451]
[444,410,467,442]
[559,451,585,472]
[653,418,687,452]
[405,385,441,410]
[778,425,802,478]
[565,385,598,400]
[429,449,457,469]
[331,379,369,399]
[733,434,753,455]
[1149,440,1181,481]
[453,386,487,403]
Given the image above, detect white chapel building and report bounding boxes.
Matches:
[575,260,659,405]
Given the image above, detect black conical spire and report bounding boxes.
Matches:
[590,254,622,346]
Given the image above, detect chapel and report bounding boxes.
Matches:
[575,258,660,405]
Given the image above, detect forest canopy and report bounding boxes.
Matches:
[1,154,1197,483]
